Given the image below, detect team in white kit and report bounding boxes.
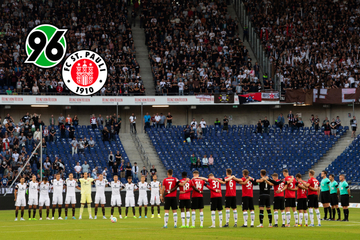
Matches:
[13,173,162,221]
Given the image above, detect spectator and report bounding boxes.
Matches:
[159,113,166,128]
[276,113,285,130]
[196,125,203,139]
[78,138,85,154]
[97,114,104,127]
[314,115,320,131]
[110,125,117,141]
[58,114,65,126]
[190,118,197,131]
[74,162,82,179]
[43,157,51,177]
[214,118,221,127]
[81,161,90,174]
[119,160,125,179]
[49,127,56,142]
[208,154,214,166]
[102,167,108,178]
[324,122,331,137]
[108,151,114,169]
[88,137,95,148]
[132,162,139,182]
[112,161,118,177]
[68,123,75,139]
[90,114,97,129]
[223,116,229,131]
[125,162,132,180]
[141,166,148,182]
[287,111,294,128]
[322,117,330,127]
[166,112,173,129]
[149,165,157,181]
[190,154,197,169]
[262,116,270,133]
[256,119,263,133]
[331,119,337,136]
[202,155,209,169]
[102,127,110,142]
[129,113,137,133]
[200,118,207,136]
[115,151,122,165]
[73,115,79,128]
[70,137,78,156]
[43,126,49,142]
[144,112,151,133]
[336,116,342,128]
[83,137,89,152]
[196,158,202,168]
[65,114,72,127]
[41,139,47,155]
[297,118,304,128]
[91,167,98,179]
[351,116,357,138]
[154,113,161,128]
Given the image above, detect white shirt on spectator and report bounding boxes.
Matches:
[200,121,206,128]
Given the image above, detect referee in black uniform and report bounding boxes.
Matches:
[257,169,273,227]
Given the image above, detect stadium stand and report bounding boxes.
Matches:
[148,124,348,180]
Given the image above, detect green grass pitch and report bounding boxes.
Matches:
[1,207,360,239]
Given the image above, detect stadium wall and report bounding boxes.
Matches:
[1,190,360,210]
[1,104,358,133]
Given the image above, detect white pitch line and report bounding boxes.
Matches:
[1,228,152,233]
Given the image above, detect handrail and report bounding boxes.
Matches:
[130,132,152,171]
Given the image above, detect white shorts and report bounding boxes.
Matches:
[137,195,148,206]
[65,195,76,205]
[150,195,161,206]
[28,197,38,206]
[111,195,122,207]
[125,197,135,207]
[94,194,106,205]
[39,196,50,207]
[15,197,26,207]
[52,194,63,205]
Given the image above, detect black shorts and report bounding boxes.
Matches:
[340,195,349,207]
[225,196,237,209]
[321,191,331,204]
[179,199,191,209]
[352,126,357,131]
[273,197,285,210]
[210,197,223,211]
[297,198,308,210]
[191,197,204,209]
[259,195,271,208]
[164,197,177,210]
[285,198,296,208]
[242,197,254,211]
[330,193,339,206]
[307,195,319,208]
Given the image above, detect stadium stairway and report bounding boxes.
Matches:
[137,133,167,181]
[132,12,155,95]
[119,133,145,178]
[304,130,353,181]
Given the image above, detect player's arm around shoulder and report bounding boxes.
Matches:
[178,178,189,187]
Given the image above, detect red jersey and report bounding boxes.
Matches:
[241,177,255,197]
[307,177,319,195]
[224,176,236,197]
[296,181,307,199]
[271,179,285,197]
[163,177,179,198]
[191,179,204,198]
[179,178,192,200]
[206,178,222,198]
[284,176,296,198]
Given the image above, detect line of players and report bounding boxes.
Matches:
[14,172,162,221]
[160,168,351,228]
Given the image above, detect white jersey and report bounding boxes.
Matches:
[110,181,123,196]
[138,182,148,197]
[95,179,108,196]
[15,183,27,198]
[125,183,137,198]
[52,179,64,195]
[39,182,50,196]
[65,179,77,197]
[150,181,161,197]
[28,181,39,198]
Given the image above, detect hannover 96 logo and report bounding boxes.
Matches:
[25,24,67,68]
[62,50,108,96]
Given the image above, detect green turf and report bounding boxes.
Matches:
[1,207,360,239]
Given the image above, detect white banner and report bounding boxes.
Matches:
[0,95,279,106]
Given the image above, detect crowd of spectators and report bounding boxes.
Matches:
[243,0,360,91]
[0,0,145,96]
[142,0,273,95]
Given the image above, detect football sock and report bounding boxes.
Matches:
[145,207,147,216]
[58,207,62,217]
[151,206,154,215]
[309,208,314,224]
[173,213,178,226]
[118,207,121,216]
[299,213,303,225]
[324,207,328,219]
[211,211,216,225]
[345,209,349,220]
[102,207,105,216]
[286,212,291,225]
[111,207,115,216]
[243,211,248,225]
[52,207,55,217]
[72,207,75,217]
[95,207,98,216]
[191,211,196,226]
[39,209,42,218]
[304,213,308,225]
[294,211,298,224]
[46,208,49,217]
[233,210,237,224]
[200,212,204,227]
[157,206,160,214]
[186,211,190,226]
[218,211,223,226]
[65,207,68,217]
[267,209,272,224]
[28,209,31,218]
[21,209,24,218]
[337,208,341,219]
[332,208,335,219]
[315,209,321,224]
[181,212,186,226]
[132,207,135,216]
[259,210,264,224]
[327,207,332,219]
[87,204,91,216]
[139,207,142,217]
[281,212,286,224]
[225,209,230,223]
[250,211,255,225]
[274,211,278,224]
[164,213,169,227]
[80,205,84,217]
[33,208,36,218]
[15,209,18,218]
